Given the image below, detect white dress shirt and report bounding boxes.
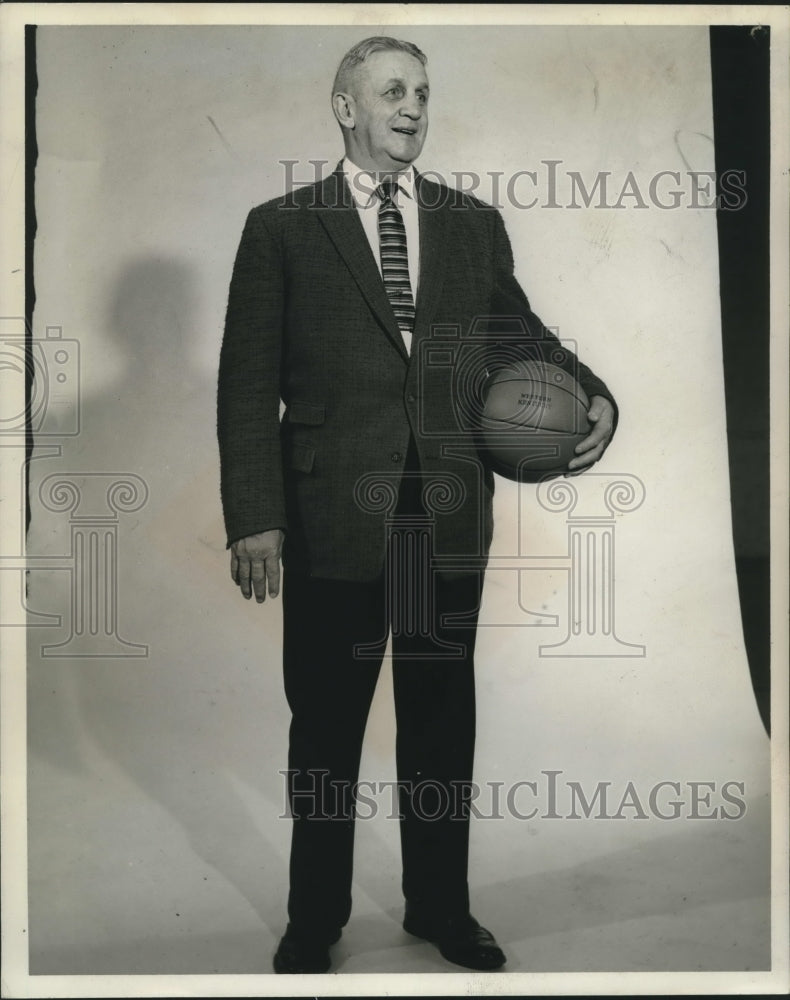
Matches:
[342,157,420,354]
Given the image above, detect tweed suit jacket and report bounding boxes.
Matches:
[217,166,617,581]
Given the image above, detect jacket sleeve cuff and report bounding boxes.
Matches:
[226,524,287,550]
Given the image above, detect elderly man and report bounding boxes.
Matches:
[217,36,616,974]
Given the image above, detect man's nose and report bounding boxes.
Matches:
[398,97,423,120]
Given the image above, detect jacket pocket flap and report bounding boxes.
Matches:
[287,400,326,425]
[289,443,315,473]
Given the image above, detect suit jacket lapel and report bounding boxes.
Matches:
[413,172,447,346]
[315,168,409,363]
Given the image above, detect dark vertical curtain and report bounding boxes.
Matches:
[25,25,38,535]
[710,25,771,732]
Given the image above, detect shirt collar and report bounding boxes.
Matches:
[342,156,416,208]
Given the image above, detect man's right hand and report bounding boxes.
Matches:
[230,529,284,603]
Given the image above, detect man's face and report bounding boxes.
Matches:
[345,50,429,172]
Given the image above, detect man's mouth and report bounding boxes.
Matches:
[392,127,417,136]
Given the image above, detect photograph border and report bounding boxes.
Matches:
[1,4,787,997]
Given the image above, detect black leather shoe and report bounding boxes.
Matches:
[272,923,341,974]
[403,909,506,970]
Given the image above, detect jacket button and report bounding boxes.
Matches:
[407,393,416,403]
[391,451,402,462]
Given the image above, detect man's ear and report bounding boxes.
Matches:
[332,92,355,130]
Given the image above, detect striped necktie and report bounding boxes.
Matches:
[376,180,415,344]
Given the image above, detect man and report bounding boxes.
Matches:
[217,36,617,974]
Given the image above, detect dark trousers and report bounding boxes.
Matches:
[281,442,483,935]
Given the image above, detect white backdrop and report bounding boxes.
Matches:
[24,23,770,978]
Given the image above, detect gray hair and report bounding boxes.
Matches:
[332,36,427,97]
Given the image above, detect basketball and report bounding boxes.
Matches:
[478,360,590,482]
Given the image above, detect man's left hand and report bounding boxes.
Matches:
[566,395,615,475]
